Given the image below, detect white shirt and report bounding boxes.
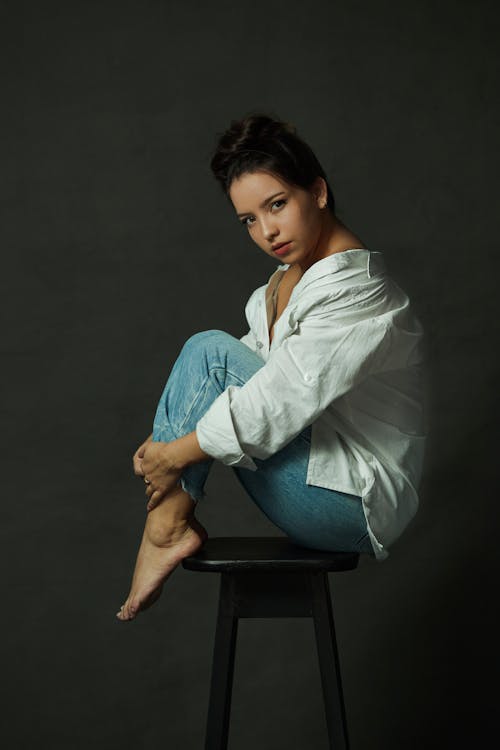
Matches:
[196,249,427,560]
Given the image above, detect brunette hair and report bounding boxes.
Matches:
[210,113,336,215]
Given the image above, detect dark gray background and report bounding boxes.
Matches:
[1,0,497,747]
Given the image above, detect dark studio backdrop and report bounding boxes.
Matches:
[1,1,497,748]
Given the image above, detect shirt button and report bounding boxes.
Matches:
[256,341,263,349]
[304,373,311,381]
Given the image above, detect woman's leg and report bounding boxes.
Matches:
[118,329,373,620]
[233,425,375,556]
[118,329,269,620]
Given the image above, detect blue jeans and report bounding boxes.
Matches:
[152,330,374,557]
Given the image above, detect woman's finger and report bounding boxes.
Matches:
[133,454,145,476]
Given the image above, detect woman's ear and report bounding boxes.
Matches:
[312,176,328,209]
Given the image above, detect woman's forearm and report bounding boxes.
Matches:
[171,429,212,469]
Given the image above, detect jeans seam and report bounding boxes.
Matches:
[177,366,248,434]
[178,378,212,434]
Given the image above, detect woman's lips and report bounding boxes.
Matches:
[273,242,292,256]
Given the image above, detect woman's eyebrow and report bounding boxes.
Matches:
[236,191,286,218]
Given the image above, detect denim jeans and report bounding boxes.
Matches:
[152,329,374,557]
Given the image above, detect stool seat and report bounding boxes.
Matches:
[182,536,359,573]
[183,536,358,750]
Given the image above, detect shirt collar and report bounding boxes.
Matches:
[277,248,385,293]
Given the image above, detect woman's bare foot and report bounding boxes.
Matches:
[117,488,208,621]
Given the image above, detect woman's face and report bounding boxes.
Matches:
[229,170,328,267]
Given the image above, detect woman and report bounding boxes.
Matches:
[117,114,426,622]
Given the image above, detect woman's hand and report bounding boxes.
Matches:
[132,429,210,511]
[139,440,184,511]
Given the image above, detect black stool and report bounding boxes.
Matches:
[182,536,359,750]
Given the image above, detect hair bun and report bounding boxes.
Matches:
[220,114,295,155]
[237,114,296,146]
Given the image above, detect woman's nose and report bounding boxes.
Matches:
[260,217,278,241]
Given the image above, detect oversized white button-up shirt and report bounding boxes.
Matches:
[195,249,427,560]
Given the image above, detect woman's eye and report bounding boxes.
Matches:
[240,199,286,227]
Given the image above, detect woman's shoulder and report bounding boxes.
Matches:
[289,250,377,299]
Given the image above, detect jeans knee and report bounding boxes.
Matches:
[183,329,225,348]
[182,329,235,360]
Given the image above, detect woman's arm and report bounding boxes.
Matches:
[194,282,417,470]
[195,315,390,470]
[169,430,213,469]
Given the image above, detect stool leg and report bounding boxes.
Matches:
[205,573,238,750]
[310,572,350,750]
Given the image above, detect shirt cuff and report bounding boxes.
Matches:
[195,385,258,471]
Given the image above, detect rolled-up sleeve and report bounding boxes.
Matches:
[195,293,392,470]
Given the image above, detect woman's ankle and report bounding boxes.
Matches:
[145,488,197,544]
[151,485,196,520]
